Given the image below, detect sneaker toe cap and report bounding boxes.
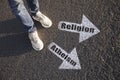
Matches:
[32,41,44,51]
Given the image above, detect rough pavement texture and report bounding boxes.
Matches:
[0,0,120,80]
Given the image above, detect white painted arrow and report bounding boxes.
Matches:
[48,42,81,69]
[58,14,100,42]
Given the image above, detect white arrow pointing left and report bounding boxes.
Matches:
[48,42,81,69]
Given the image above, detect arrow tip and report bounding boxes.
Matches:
[59,48,81,69]
[79,14,100,43]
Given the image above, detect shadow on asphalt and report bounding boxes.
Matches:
[0,18,43,57]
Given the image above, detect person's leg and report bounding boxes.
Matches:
[27,0,52,28]
[8,0,44,51]
[26,0,39,16]
[8,0,36,32]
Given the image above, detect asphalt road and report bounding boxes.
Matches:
[0,0,120,80]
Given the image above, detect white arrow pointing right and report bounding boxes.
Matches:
[48,42,81,69]
[79,15,100,42]
[59,48,81,69]
[58,14,100,43]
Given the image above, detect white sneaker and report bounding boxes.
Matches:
[33,11,52,28]
[28,30,44,51]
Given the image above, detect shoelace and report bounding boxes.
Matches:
[30,33,39,43]
[37,13,45,21]
[31,37,38,43]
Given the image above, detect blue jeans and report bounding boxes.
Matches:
[8,0,40,32]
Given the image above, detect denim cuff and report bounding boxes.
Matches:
[28,26,37,33]
[30,9,39,16]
